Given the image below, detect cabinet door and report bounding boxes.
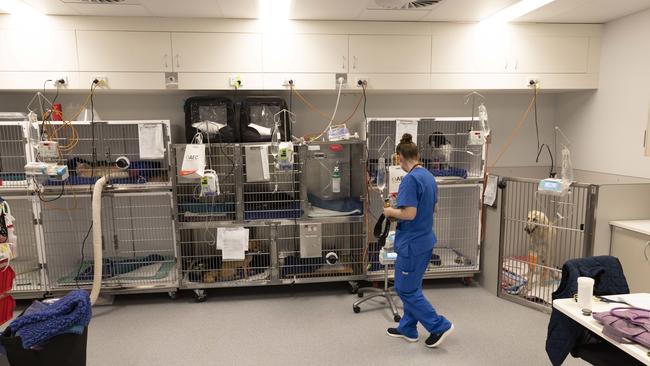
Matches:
[172,33,262,72]
[349,35,431,73]
[611,228,650,293]
[77,31,172,72]
[431,30,474,73]
[264,34,347,73]
[511,35,590,73]
[0,29,77,71]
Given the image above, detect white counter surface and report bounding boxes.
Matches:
[610,220,650,236]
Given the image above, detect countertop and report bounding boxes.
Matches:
[610,220,650,236]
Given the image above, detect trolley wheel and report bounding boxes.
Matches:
[168,291,178,300]
[353,305,361,314]
[194,289,207,303]
[393,314,401,323]
[461,277,473,286]
[348,282,359,294]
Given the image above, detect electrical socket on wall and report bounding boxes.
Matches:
[92,75,108,87]
[527,77,541,88]
[356,78,369,87]
[282,77,294,87]
[52,76,67,86]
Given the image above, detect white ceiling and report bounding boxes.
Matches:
[9,0,650,23]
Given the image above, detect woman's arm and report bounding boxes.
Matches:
[384,206,417,221]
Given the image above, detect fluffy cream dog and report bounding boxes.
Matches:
[524,210,556,284]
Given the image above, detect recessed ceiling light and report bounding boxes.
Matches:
[481,0,556,25]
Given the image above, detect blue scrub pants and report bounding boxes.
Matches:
[395,250,451,338]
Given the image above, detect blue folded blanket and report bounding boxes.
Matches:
[75,254,165,281]
[307,193,363,214]
[10,290,91,349]
[429,167,468,179]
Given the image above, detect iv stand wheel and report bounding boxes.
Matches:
[393,314,401,323]
[194,289,207,303]
[353,305,361,314]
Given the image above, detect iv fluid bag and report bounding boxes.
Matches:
[478,103,490,135]
[376,157,386,191]
[561,146,574,189]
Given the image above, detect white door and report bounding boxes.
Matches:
[0,29,77,71]
[349,35,431,73]
[77,31,172,72]
[511,35,590,73]
[172,33,262,72]
[263,34,348,73]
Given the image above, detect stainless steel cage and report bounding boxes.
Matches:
[2,194,45,297]
[498,177,598,312]
[366,117,485,185]
[0,122,32,191]
[179,222,275,288]
[367,183,482,280]
[242,144,303,221]
[37,120,172,191]
[174,144,239,223]
[278,219,367,283]
[39,192,177,293]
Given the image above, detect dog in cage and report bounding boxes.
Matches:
[523,210,557,286]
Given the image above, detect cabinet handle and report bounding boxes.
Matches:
[515,60,519,71]
[644,241,650,261]
[342,56,346,70]
[176,54,181,69]
[163,54,169,68]
[505,58,508,71]
[353,56,357,70]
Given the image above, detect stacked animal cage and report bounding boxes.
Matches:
[173,141,368,300]
[0,122,33,190]
[498,177,598,312]
[35,120,172,192]
[0,194,46,298]
[366,118,485,281]
[0,120,177,299]
[38,192,178,295]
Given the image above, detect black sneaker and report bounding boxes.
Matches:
[386,328,418,343]
[425,324,455,348]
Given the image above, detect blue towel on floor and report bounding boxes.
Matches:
[10,290,91,349]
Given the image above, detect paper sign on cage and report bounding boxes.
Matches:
[395,119,418,145]
[388,165,406,195]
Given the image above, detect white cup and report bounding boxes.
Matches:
[577,277,595,310]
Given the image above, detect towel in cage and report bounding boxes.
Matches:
[178,202,236,221]
[56,255,175,284]
[501,256,560,305]
[307,193,363,215]
[185,249,271,283]
[244,192,302,220]
[280,255,355,278]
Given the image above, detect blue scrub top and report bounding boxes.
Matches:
[394,166,438,258]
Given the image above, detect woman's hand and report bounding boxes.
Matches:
[383,207,394,219]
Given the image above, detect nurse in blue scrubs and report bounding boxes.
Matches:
[383,133,454,348]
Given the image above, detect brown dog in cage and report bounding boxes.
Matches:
[523,210,557,286]
[203,239,267,283]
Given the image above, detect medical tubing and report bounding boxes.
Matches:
[90,175,108,305]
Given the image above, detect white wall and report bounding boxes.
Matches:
[557,8,650,179]
[0,90,556,168]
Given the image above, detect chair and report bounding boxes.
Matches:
[352,214,401,323]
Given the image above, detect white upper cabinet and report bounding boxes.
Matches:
[0,29,78,71]
[510,34,590,73]
[264,34,348,73]
[171,33,262,72]
[349,35,431,73]
[77,31,172,72]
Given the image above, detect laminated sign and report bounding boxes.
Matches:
[388,165,406,195]
[180,143,206,179]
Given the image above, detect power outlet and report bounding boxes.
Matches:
[356,78,369,88]
[282,77,295,87]
[52,76,68,86]
[229,75,242,88]
[526,77,541,88]
[92,75,108,87]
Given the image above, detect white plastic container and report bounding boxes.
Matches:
[577,277,595,310]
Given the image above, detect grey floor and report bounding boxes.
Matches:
[3,281,588,366]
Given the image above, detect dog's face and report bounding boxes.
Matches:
[524,210,550,235]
